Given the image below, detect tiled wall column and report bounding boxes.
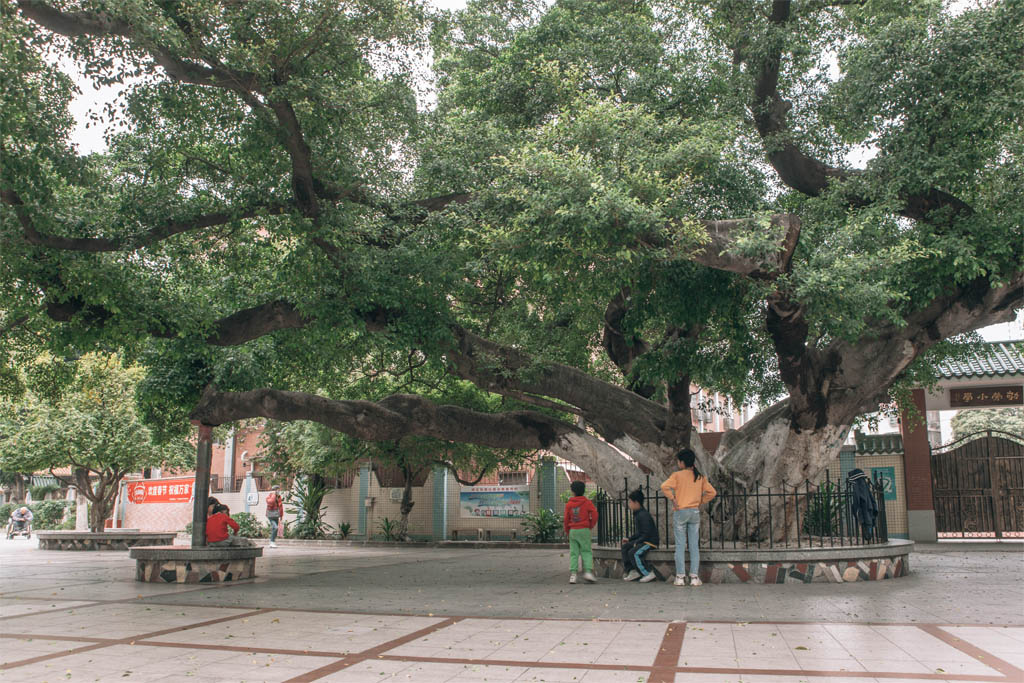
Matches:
[432,466,448,541]
[900,388,937,542]
[539,457,557,512]
[358,464,370,537]
[839,447,856,483]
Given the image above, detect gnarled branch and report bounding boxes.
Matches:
[2,188,292,252]
[744,0,972,222]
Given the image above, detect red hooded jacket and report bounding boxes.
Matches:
[563,495,598,533]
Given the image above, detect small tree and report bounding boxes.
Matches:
[0,354,191,532]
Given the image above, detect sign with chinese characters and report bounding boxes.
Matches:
[948,386,1023,408]
[126,478,194,504]
[871,467,897,501]
[459,485,530,518]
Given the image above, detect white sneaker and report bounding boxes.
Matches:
[689,574,702,586]
[674,574,687,586]
[269,542,278,548]
[623,570,641,582]
[582,571,597,583]
[639,572,657,583]
[569,573,577,584]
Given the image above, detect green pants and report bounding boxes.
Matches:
[568,527,593,572]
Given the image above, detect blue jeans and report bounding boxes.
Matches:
[268,516,280,542]
[673,508,700,576]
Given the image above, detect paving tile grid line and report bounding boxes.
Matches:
[2,600,1023,682]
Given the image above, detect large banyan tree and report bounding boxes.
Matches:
[2,0,1021,540]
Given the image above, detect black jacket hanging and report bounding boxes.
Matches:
[847,468,878,528]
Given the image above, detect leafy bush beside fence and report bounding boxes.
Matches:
[0,500,75,530]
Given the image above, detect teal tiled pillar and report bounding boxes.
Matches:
[839,447,856,484]
[540,457,557,511]
[358,464,370,537]
[432,466,448,541]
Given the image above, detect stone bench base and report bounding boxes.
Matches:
[129,546,263,583]
[594,540,913,584]
[36,531,176,551]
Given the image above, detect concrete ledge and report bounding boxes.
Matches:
[594,540,913,584]
[129,545,262,583]
[36,531,176,551]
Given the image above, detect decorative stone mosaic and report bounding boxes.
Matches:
[136,557,256,583]
[36,533,176,551]
[594,554,909,583]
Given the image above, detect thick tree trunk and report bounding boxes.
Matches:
[396,468,415,542]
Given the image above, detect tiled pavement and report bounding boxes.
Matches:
[2,542,1022,682]
[2,600,1022,682]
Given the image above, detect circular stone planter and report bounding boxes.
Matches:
[130,546,263,583]
[593,539,913,584]
[35,530,176,551]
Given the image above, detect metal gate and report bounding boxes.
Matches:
[931,431,1024,538]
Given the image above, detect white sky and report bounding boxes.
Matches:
[57,0,1021,344]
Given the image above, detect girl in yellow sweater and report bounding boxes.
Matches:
[660,448,716,586]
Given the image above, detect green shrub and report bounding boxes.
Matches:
[0,500,74,529]
[520,508,562,543]
[377,517,399,541]
[286,477,330,539]
[338,522,351,539]
[231,512,268,538]
[803,482,842,537]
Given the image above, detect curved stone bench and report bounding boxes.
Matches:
[130,546,263,583]
[594,539,913,584]
[36,531,176,551]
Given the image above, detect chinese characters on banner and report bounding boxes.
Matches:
[459,485,530,518]
[949,385,1023,408]
[126,478,195,504]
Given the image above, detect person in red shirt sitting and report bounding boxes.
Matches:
[206,504,253,547]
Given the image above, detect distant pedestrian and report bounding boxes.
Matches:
[207,504,253,547]
[266,485,283,548]
[660,449,716,587]
[621,489,659,583]
[563,480,598,584]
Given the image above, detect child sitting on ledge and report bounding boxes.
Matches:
[206,504,254,547]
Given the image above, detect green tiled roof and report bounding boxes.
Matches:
[935,341,1024,380]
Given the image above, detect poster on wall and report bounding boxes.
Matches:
[871,467,897,501]
[126,478,195,504]
[459,485,530,518]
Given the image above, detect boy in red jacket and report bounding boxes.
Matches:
[563,480,598,584]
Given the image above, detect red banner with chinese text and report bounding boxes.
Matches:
[126,478,195,504]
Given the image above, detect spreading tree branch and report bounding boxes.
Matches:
[745,0,972,222]
[2,189,293,252]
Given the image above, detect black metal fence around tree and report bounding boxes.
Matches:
[596,469,888,549]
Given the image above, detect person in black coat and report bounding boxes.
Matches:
[847,468,879,541]
[621,489,659,583]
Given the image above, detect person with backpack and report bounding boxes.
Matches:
[660,448,716,586]
[266,485,283,548]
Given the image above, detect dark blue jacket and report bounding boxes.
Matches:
[847,468,878,526]
[628,507,659,546]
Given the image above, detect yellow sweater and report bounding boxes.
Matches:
[660,470,717,510]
